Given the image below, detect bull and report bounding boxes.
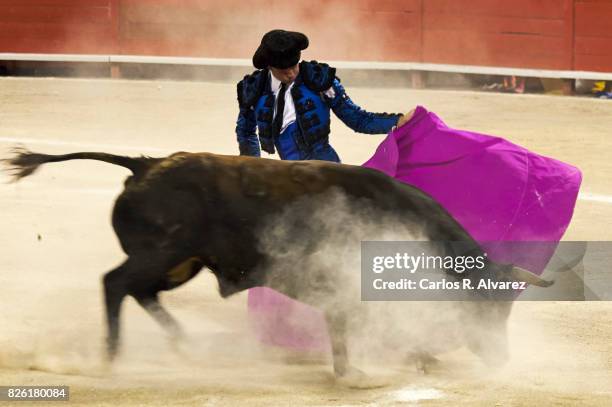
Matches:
[4,148,551,378]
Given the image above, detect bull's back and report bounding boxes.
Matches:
[113,152,475,257]
[184,153,474,244]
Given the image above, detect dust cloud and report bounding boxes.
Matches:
[258,188,513,381]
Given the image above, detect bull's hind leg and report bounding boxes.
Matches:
[133,293,185,346]
[102,255,202,362]
[102,256,178,361]
[129,257,202,351]
[102,263,129,361]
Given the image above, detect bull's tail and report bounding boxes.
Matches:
[3,146,156,182]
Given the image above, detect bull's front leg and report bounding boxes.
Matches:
[324,309,370,380]
[325,310,384,388]
[324,310,350,376]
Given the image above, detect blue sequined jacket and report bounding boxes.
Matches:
[235,60,401,162]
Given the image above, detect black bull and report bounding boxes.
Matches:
[4,149,551,377]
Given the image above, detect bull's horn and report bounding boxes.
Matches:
[510,266,554,287]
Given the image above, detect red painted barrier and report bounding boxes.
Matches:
[422,0,574,70]
[117,0,421,61]
[574,0,612,72]
[0,0,118,54]
[0,0,611,73]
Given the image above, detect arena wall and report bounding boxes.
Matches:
[574,0,612,72]
[421,0,574,70]
[1,0,611,72]
[0,0,118,54]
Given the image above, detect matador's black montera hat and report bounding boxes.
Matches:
[252,29,309,69]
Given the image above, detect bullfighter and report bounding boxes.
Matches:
[235,29,411,162]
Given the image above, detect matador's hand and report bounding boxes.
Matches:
[395,109,416,128]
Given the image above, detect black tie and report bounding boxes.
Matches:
[273,82,287,138]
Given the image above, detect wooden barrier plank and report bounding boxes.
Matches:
[0,6,111,24]
[574,1,612,71]
[0,38,115,53]
[351,0,420,12]
[423,30,570,69]
[575,2,612,37]
[346,11,420,61]
[423,0,573,70]
[423,30,570,56]
[0,0,109,6]
[120,28,258,58]
[575,36,612,54]
[122,5,255,24]
[425,0,571,19]
[423,13,567,36]
[0,22,114,37]
[119,3,422,61]
[120,0,418,12]
[574,0,612,3]
[575,54,612,72]
[0,0,114,55]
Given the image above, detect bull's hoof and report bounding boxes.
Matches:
[168,336,190,361]
[105,341,119,363]
[479,351,509,368]
[336,366,387,389]
[407,352,440,374]
[467,330,509,369]
[96,359,114,377]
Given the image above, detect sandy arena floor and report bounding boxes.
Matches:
[1,77,612,406]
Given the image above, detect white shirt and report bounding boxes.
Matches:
[270,73,296,134]
[270,72,336,134]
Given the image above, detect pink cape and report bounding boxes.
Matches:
[247,106,582,352]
